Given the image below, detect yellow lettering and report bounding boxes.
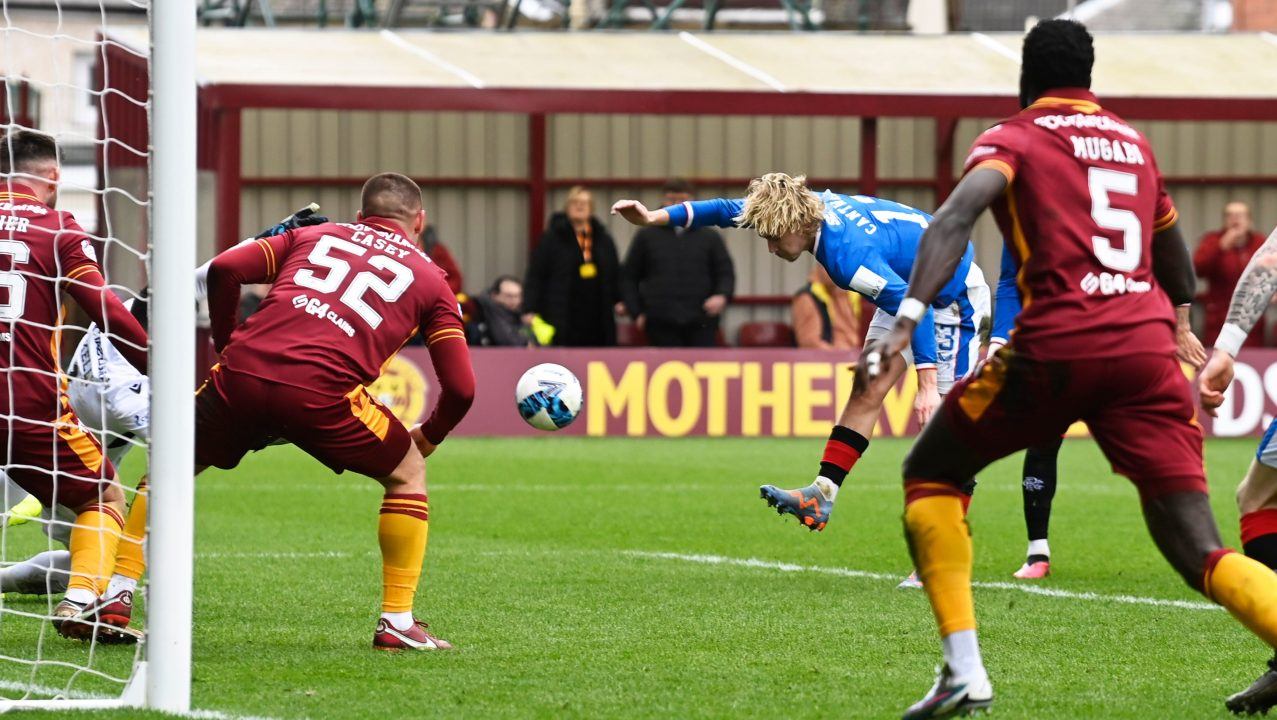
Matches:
[742,363,791,437]
[587,361,647,436]
[792,362,834,437]
[693,362,741,436]
[876,369,918,437]
[648,362,702,437]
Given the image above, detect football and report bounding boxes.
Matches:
[515,363,583,431]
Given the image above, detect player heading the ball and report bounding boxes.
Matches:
[612,176,989,538]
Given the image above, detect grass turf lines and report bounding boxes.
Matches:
[11,437,1272,719]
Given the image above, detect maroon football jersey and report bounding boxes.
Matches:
[0,186,109,421]
[963,89,1179,361]
[215,217,464,391]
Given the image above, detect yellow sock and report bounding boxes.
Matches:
[904,486,976,636]
[113,480,148,581]
[68,504,125,598]
[1205,550,1277,647]
[378,493,429,614]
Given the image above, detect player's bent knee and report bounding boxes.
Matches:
[378,445,426,494]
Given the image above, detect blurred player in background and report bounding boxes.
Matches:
[0,129,150,643]
[988,250,1065,578]
[1198,222,1277,714]
[96,173,474,651]
[612,178,990,550]
[0,208,328,599]
[857,20,1272,718]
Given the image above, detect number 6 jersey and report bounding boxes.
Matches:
[0,184,148,423]
[207,217,465,394]
[963,88,1179,361]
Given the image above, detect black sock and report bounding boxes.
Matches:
[818,426,870,487]
[1022,437,1062,547]
[1244,534,1277,571]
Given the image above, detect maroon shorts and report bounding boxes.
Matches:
[195,366,410,479]
[2,396,116,509]
[942,349,1205,501]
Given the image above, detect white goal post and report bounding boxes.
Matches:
[147,0,197,712]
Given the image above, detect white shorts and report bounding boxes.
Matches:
[66,375,150,469]
[865,264,990,397]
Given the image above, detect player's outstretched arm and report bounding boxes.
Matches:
[611,198,745,231]
[907,169,1007,309]
[1200,225,1277,414]
[1151,224,1206,369]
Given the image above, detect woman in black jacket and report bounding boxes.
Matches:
[524,186,621,346]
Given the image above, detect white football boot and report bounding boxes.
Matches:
[901,664,993,719]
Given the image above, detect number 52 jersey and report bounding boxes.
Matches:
[210,217,464,392]
[965,88,1179,361]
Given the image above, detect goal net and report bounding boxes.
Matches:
[0,0,194,711]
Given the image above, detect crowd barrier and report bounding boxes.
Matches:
[370,347,1277,438]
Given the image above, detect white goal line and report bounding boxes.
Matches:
[624,550,1222,612]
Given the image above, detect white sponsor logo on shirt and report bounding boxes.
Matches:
[1080,272,1152,296]
[81,239,97,262]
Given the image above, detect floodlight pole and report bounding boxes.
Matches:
[147,0,198,712]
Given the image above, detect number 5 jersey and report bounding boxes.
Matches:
[964,88,1180,361]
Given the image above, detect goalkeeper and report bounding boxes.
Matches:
[0,207,326,597]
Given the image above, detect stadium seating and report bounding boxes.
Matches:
[616,322,648,347]
[737,321,794,347]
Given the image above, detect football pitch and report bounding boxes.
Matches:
[13,436,1275,719]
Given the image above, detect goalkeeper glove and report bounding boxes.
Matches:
[255,202,328,239]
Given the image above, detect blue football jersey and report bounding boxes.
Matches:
[665,191,978,365]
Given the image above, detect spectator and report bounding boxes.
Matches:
[792,264,863,350]
[1194,201,1267,346]
[620,178,734,347]
[467,275,535,347]
[421,224,464,296]
[524,186,621,346]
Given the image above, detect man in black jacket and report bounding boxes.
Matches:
[524,186,622,347]
[621,179,735,347]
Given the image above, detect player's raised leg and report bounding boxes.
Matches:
[1095,354,1277,715]
[1014,437,1062,579]
[373,429,450,651]
[760,357,897,531]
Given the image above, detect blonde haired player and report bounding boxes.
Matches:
[613,173,989,550]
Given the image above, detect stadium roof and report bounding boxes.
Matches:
[108,28,1277,106]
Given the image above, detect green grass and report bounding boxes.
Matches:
[5,437,1273,718]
